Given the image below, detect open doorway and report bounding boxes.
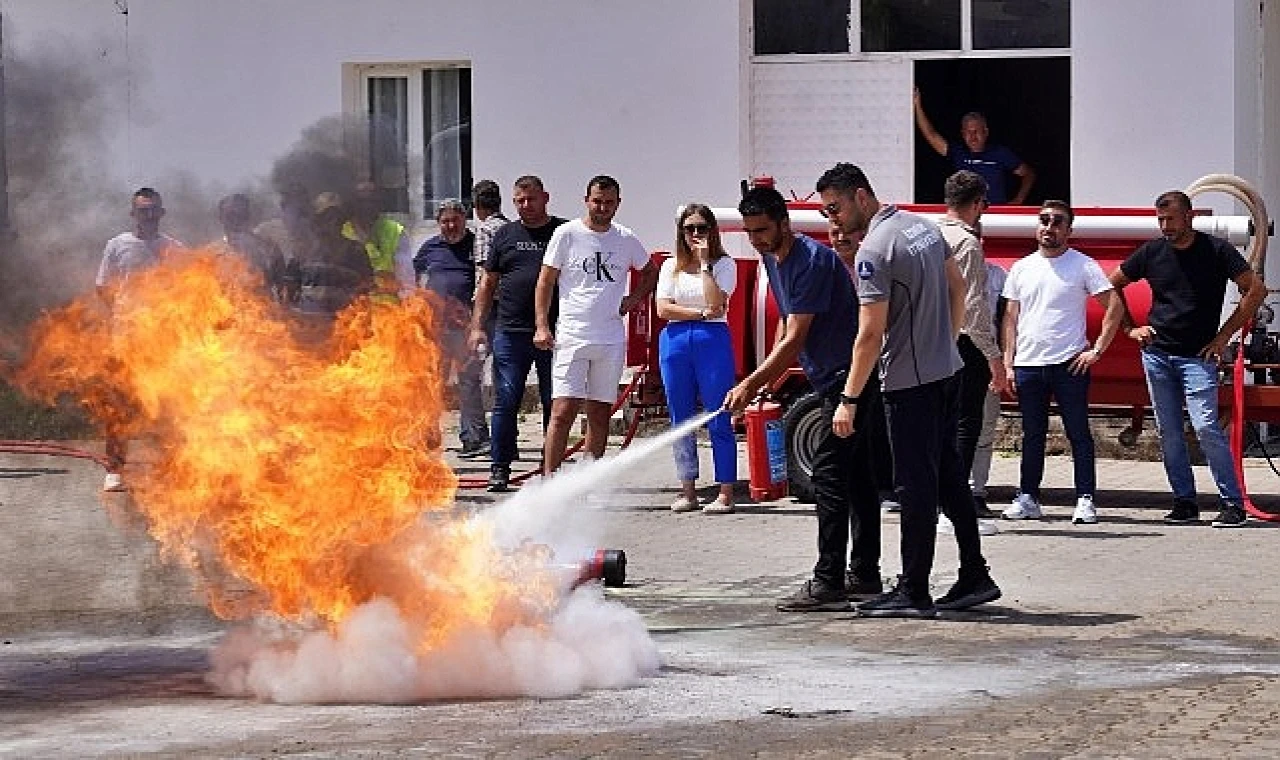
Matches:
[913,57,1070,205]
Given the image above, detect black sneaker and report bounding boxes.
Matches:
[972,495,997,519]
[935,571,1002,611]
[487,463,511,492]
[1212,502,1248,528]
[1163,499,1200,524]
[776,579,851,612]
[459,441,488,459]
[845,572,884,601]
[856,581,937,619]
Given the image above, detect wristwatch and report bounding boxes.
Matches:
[839,393,860,406]
[699,307,709,319]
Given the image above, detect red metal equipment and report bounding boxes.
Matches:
[744,399,788,502]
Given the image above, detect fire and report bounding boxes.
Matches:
[14,248,558,648]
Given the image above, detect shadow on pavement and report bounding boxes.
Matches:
[939,606,1139,627]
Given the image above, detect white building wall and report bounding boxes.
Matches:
[1,0,748,247]
[1072,0,1262,214]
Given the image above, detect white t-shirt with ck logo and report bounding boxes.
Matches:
[543,218,651,345]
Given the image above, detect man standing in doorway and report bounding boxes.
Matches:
[819,162,999,619]
[724,186,883,612]
[96,187,185,492]
[470,176,566,491]
[937,170,1007,519]
[1110,191,1265,527]
[533,175,658,475]
[913,87,1036,205]
[1002,201,1123,524]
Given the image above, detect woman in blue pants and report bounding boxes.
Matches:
[656,204,738,514]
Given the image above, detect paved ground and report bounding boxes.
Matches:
[3,414,1280,758]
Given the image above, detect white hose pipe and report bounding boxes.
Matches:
[1184,173,1270,272]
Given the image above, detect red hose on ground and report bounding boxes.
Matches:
[1231,325,1280,522]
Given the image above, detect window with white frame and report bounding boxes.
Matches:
[353,63,472,222]
[753,0,1069,55]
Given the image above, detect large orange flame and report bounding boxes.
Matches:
[15,249,553,647]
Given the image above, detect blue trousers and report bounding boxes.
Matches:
[489,330,552,466]
[1141,347,1242,504]
[658,321,737,484]
[1014,362,1095,498]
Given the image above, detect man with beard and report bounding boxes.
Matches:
[724,186,882,612]
[1110,191,1264,527]
[818,162,998,619]
[469,176,565,491]
[417,199,488,458]
[96,187,185,492]
[534,175,657,476]
[1001,201,1123,525]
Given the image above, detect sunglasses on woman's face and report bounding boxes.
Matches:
[682,223,710,236]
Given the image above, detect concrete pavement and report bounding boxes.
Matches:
[3,417,1280,758]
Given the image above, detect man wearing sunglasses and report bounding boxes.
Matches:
[817,162,998,619]
[1002,202,1123,525]
[1109,191,1265,527]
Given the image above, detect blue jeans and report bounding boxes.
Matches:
[1014,363,1095,498]
[489,330,552,466]
[657,321,737,484]
[1141,347,1242,504]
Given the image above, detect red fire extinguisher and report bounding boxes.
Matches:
[745,399,788,502]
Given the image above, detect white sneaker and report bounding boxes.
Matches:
[102,472,126,492]
[702,496,734,515]
[1072,495,1098,524]
[1002,493,1042,520]
[670,496,700,513]
[938,515,1000,536]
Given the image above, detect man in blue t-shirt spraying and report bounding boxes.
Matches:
[724,186,882,612]
[818,162,1000,619]
[913,87,1036,206]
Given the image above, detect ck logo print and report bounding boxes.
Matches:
[581,251,617,282]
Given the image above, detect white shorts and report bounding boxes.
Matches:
[551,341,626,403]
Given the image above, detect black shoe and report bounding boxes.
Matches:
[845,572,884,601]
[487,463,511,492]
[1163,499,1200,524]
[1212,502,1248,528]
[856,580,937,619]
[935,570,1002,611]
[972,495,997,519]
[776,579,851,612]
[459,441,488,459]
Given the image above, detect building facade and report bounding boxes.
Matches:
[2,0,1278,252]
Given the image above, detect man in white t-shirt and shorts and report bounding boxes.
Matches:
[533,175,659,475]
[1002,200,1124,524]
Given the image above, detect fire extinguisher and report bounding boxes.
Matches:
[745,398,788,502]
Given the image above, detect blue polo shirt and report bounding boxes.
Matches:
[762,234,858,394]
[947,142,1022,204]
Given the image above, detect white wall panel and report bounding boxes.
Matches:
[750,60,912,203]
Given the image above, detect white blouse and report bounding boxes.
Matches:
[655,256,737,323]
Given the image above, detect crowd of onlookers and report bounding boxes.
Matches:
[94,136,1262,620]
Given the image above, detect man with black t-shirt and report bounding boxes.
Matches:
[469,175,566,492]
[1111,191,1265,527]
